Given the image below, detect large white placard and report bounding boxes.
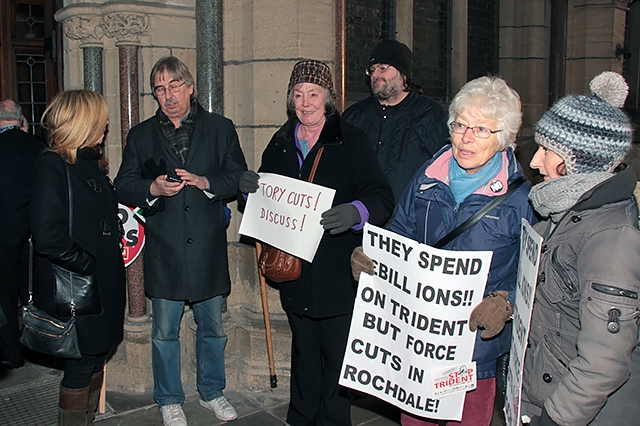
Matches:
[339,223,493,421]
[504,220,543,426]
[238,173,335,262]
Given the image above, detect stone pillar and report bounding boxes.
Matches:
[101,12,155,392]
[451,0,468,94]
[83,46,103,94]
[499,0,550,137]
[565,0,628,92]
[196,0,223,114]
[117,43,147,319]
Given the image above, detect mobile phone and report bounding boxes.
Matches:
[166,175,182,183]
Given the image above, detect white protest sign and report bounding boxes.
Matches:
[339,223,492,421]
[239,173,335,262]
[504,219,542,426]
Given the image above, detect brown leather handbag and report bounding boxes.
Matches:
[258,146,324,283]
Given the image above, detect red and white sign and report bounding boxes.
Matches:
[118,203,145,267]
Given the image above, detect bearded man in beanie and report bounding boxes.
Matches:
[115,57,247,425]
[343,39,449,203]
[239,60,394,425]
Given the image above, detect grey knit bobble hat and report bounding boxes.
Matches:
[534,71,633,174]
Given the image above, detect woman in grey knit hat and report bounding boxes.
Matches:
[521,71,640,426]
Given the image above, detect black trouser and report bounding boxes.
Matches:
[62,352,108,389]
[0,212,29,364]
[285,310,352,426]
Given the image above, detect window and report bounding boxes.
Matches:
[345,0,396,105]
[467,0,499,81]
[413,0,450,102]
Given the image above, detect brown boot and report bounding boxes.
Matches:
[86,370,104,423]
[58,385,90,426]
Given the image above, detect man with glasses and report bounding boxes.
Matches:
[115,57,247,426]
[343,39,449,203]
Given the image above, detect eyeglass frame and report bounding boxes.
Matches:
[449,121,502,139]
[365,64,391,76]
[153,80,187,97]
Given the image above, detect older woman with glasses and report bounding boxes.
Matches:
[352,76,536,425]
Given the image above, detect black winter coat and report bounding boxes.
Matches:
[259,113,394,317]
[115,103,247,302]
[30,150,126,355]
[342,91,449,202]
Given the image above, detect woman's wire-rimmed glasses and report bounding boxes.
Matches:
[449,121,502,139]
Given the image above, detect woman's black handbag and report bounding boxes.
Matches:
[20,240,82,359]
[53,163,101,317]
[21,304,81,359]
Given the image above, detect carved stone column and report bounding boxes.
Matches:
[101,12,150,319]
[83,47,104,94]
[62,16,104,94]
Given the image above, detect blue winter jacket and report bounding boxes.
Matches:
[386,145,536,378]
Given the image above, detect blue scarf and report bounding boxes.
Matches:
[448,152,502,203]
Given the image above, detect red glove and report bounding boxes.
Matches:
[469,291,513,339]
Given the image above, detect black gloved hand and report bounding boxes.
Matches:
[51,244,96,275]
[239,170,260,194]
[320,203,361,235]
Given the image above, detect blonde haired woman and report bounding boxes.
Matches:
[30,90,126,425]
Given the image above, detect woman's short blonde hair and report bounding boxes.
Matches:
[42,90,109,164]
[448,76,522,150]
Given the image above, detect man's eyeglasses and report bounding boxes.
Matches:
[449,121,502,139]
[153,81,186,97]
[365,64,391,76]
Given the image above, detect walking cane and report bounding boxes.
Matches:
[255,241,278,388]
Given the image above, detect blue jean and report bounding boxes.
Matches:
[151,296,228,406]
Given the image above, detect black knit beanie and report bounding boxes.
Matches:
[368,40,412,78]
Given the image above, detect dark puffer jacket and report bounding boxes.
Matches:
[386,145,536,378]
[259,113,394,318]
[342,91,449,202]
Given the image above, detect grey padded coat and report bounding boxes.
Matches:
[522,167,640,426]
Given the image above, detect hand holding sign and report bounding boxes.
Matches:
[350,246,374,280]
[469,291,513,338]
[239,170,260,193]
